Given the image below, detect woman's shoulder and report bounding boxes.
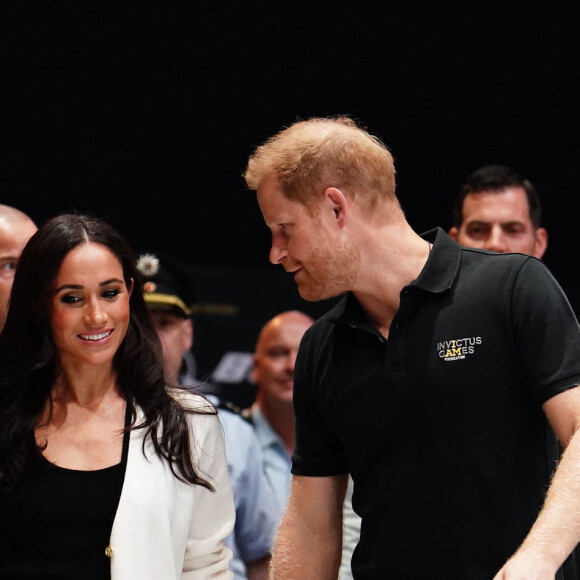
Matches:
[167,387,217,414]
[167,388,224,456]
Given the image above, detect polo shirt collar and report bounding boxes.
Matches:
[412,227,461,293]
[327,227,461,327]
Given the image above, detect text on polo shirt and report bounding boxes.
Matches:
[437,337,482,361]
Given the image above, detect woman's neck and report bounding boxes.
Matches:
[51,363,120,409]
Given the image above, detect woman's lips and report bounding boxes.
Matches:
[77,329,113,342]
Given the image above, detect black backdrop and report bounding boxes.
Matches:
[3,1,579,384]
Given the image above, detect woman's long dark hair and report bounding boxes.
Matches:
[0,213,215,489]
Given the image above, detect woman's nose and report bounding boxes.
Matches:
[84,300,107,326]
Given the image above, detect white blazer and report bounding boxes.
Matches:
[109,392,235,579]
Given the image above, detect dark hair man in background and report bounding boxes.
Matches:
[244,116,580,580]
[449,164,547,258]
[0,204,37,331]
[450,164,579,579]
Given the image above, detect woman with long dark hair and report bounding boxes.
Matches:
[0,213,234,579]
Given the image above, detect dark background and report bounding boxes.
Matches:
[2,1,579,383]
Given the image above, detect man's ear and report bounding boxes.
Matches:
[182,318,194,352]
[448,227,459,241]
[533,227,548,260]
[323,187,348,227]
[250,356,260,384]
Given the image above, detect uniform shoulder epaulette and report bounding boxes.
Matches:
[240,407,254,425]
[217,398,244,417]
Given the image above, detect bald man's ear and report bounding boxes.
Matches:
[448,227,459,241]
[250,356,260,384]
[533,227,548,260]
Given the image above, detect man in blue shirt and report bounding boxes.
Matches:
[246,311,314,510]
[246,310,361,580]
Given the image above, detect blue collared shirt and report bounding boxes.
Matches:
[249,404,292,513]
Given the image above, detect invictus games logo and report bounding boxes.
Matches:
[437,336,482,361]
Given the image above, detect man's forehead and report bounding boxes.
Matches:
[0,220,37,250]
[258,184,323,226]
[465,186,528,204]
[266,320,310,342]
[257,175,285,205]
[258,188,304,223]
[463,188,532,220]
[0,236,26,257]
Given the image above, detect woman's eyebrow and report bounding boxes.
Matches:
[54,278,124,293]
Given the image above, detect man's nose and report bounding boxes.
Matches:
[485,226,507,253]
[269,234,288,265]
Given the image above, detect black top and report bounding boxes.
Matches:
[292,228,580,579]
[0,405,130,580]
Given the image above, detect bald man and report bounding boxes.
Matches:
[247,310,360,580]
[247,310,315,508]
[0,205,37,330]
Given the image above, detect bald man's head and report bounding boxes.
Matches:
[252,310,314,408]
[0,205,37,330]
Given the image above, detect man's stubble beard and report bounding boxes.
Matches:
[296,235,360,302]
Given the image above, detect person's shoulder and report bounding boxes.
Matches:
[459,247,535,279]
[204,393,249,423]
[216,398,245,417]
[217,401,257,437]
[164,388,223,447]
[461,246,530,265]
[216,402,264,460]
[167,386,217,414]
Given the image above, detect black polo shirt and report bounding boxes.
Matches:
[292,228,580,579]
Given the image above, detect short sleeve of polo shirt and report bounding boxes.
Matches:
[511,257,580,404]
[291,322,348,477]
